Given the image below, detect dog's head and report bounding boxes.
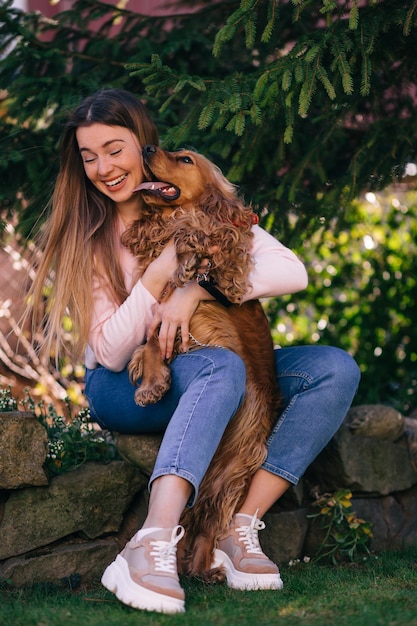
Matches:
[127,145,256,301]
[134,145,237,210]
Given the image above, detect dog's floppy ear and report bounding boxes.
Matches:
[196,183,253,230]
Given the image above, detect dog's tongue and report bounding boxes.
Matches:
[133,181,177,196]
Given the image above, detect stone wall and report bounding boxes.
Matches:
[0,407,416,587]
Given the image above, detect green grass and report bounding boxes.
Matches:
[1,550,417,626]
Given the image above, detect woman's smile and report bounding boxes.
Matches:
[104,173,129,189]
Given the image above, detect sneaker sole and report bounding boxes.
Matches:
[101,554,185,614]
[213,549,284,591]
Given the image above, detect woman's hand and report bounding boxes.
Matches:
[144,243,217,359]
[147,281,205,359]
[140,240,178,300]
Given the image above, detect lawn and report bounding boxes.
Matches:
[1,549,417,625]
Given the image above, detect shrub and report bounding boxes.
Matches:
[0,386,119,476]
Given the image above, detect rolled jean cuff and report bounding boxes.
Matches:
[149,467,199,507]
[260,462,299,486]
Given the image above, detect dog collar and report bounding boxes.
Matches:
[197,277,233,308]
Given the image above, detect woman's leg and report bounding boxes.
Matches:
[88,348,246,613]
[239,345,361,515]
[215,345,361,590]
[261,344,361,488]
[86,347,246,503]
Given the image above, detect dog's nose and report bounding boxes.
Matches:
[142,145,157,156]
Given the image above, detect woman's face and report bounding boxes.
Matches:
[76,123,144,211]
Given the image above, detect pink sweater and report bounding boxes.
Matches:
[85,224,308,371]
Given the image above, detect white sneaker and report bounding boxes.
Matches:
[101,526,185,613]
[213,513,283,590]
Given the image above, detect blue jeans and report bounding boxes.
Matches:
[85,345,360,503]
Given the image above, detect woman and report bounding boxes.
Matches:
[29,88,360,614]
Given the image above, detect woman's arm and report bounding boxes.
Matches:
[87,226,307,371]
[243,225,308,300]
[87,278,157,371]
[87,241,178,372]
[149,225,308,359]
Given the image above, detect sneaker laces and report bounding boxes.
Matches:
[149,525,185,574]
[236,510,266,555]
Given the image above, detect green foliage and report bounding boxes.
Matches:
[0,386,19,411]
[0,386,119,477]
[2,0,417,240]
[308,489,373,564]
[266,186,417,412]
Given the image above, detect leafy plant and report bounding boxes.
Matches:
[308,489,373,564]
[266,186,417,413]
[0,386,19,412]
[2,0,417,241]
[0,386,119,477]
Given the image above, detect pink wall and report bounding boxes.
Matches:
[25,0,202,17]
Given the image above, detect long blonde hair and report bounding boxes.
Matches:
[28,88,159,361]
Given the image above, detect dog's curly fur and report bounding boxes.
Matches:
[122,146,281,581]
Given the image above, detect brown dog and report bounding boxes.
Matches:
[122,145,281,581]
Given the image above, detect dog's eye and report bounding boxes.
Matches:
[178,156,194,164]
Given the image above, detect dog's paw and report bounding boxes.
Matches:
[134,366,172,406]
[128,347,145,384]
[134,383,170,406]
